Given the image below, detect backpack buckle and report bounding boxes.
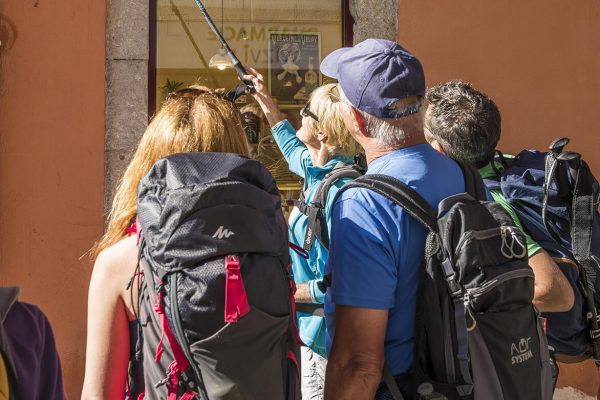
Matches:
[441,258,462,297]
[225,255,241,269]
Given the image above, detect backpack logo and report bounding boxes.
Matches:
[510,337,533,365]
[212,226,235,239]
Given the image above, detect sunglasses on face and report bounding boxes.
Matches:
[300,102,319,122]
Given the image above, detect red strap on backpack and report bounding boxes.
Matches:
[154,288,197,399]
[224,255,250,323]
[124,219,142,239]
[133,219,197,398]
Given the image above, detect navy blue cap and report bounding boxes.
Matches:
[320,39,425,119]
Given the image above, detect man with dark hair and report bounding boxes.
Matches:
[319,39,465,399]
[425,80,501,168]
[424,80,574,313]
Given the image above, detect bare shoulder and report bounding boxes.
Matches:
[92,235,139,291]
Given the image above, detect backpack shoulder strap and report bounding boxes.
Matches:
[483,150,516,192]
[382,363,405,400]
[313,162,365,208]
[303,163,364,251]
[136,236,208,399]
[317,174,437,293]
[453,160,487,201]
[338,174,438,232]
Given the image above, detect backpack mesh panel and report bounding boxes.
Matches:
[176,253,290,343]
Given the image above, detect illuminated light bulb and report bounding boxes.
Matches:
[209,48,233,70]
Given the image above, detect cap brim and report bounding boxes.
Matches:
[319,47,352,79]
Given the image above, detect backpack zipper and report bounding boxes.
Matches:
[455,226,526,260]
[465,268,535,300]
[169,273,206,396]
[455,227,502,256]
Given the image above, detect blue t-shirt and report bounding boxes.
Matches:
[324,144,465,374]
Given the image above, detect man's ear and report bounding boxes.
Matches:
[429,138,446,155]
[349,107,369,137]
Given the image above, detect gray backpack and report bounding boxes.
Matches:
[134,152,301,400]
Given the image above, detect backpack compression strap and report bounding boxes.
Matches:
[542,152,572,243]
[568,159,600,366]
[542,137,573,242]
[301,163,364,251]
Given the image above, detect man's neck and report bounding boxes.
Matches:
[362,135,427,165]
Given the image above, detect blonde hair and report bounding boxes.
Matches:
[307,83,360,158]
[93,86,249,257]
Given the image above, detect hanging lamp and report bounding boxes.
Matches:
[209,0,233,70]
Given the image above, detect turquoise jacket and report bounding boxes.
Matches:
[271,120,353,357]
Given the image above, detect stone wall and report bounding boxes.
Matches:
[105,0,149,215]
[350,0,398,43]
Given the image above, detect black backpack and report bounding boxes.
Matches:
[483,137,600,365]
[134,152,301,399]
[339,165,553,400]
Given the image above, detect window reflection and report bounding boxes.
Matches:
[156,0,343,195]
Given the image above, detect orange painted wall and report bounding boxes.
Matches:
[398,0,600,176]
[398,1,600,396]
[0,1,105,398]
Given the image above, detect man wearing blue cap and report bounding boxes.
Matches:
[319,39,465,399]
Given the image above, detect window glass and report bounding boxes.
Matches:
[155,0,344,194]
[156,0,343,107]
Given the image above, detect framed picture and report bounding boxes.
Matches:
[268,31,321,108]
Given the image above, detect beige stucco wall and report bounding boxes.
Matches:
[398,0,600,176]
[0,1,106,397]
[398,1,600,396]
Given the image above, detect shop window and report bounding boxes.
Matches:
[152,0,349,201]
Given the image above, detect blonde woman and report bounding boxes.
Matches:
[81,87,249,399]
[245,69,360,400]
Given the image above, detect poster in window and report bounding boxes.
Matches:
[268,32,321,108]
